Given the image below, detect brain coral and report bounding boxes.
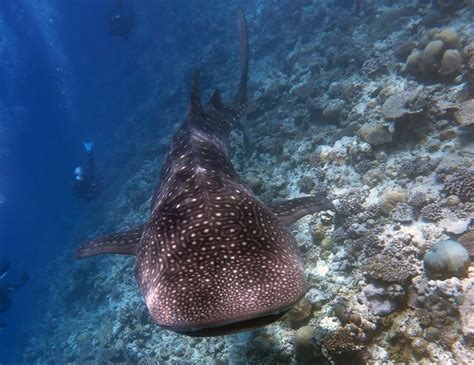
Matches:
[433,28,460,49]
[295,325,318,363]
[423,239,471,279]
[439,49,462,76]
[403,49,422,73]
[403,28,464,78]
[421,40,445,74]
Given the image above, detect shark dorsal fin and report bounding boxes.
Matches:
[190,68,203,115]
[209,89,226,110]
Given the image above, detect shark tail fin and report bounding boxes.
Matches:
[82,141,93,153]
[75,224,144,259]
[235,7,249,108]
[189,68,203,116]
[269,195,334,227]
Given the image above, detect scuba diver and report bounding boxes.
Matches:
[73,141,101,201]
[0,259,28,327]
[109,0,135,37]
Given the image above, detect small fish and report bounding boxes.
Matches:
[75,8,332,336]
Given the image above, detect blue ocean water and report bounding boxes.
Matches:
[0,1,248,362]
[1,0,473,364]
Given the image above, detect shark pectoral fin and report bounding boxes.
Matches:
[269,195,334,227]
[75,225,144,259]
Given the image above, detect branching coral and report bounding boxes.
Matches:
[335,195,364,228]
[420,202,443,222]
[323,328,361,355]
[400,157,437,178]
[361,57,388,78]
[365,253,416,283]
[408,191,429,210]
[443,168,474,201]
[361,230,384,258]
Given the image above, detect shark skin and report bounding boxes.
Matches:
[75,8,333,337]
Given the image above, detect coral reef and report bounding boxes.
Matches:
[22,0,474,364]
[359,123,392,146]
[455,99,474,128]
[463,43,474,92]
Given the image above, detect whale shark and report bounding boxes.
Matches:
[75,8,332,336]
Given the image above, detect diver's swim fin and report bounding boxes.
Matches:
[75,225,144,259]
[18,273,28,287]
[269,195,334,227]
[7,273,29,290]
[82,141,93,153]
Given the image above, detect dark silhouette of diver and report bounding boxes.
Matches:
[74,141,101,201]
[109,0,135,37]
[0,259,28,328]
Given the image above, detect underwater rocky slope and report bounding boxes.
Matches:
[25,0,473,364]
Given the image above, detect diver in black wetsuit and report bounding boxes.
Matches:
[0,259,28,328]
[74,141,101,201]
[109,0,135,37]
